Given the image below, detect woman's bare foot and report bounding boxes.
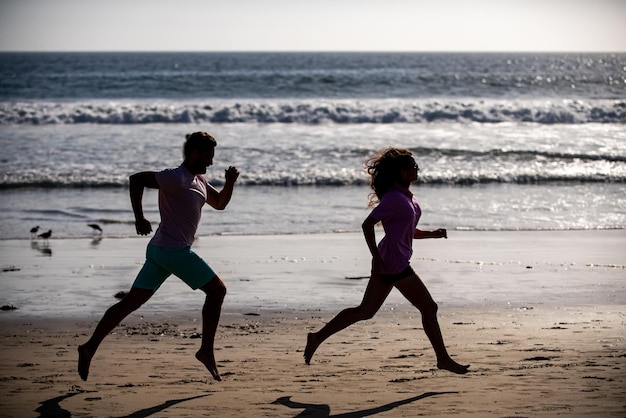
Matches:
[77,345,94,381]
[437,358,469,374]
[195,350,221,381]
[304,333,320,365]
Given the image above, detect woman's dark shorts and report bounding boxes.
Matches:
[380,266,415,285]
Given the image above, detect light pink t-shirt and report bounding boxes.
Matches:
[149,165,208,248]
[369,187,421,274]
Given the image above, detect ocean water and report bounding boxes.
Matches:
[1,52,625,240]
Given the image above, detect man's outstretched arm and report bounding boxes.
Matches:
[129,171,159,235]
[207,166,239,210]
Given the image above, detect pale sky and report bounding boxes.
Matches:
[1,0,625,52]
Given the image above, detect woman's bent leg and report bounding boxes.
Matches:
[305,275,393,364]
[394,274,469,374]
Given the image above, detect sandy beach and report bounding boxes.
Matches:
[0,230,624,417]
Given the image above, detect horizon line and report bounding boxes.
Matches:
[1,49,625,54]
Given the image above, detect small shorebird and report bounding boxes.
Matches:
[30,226,40,238]
[38,229,52,244]
[88,224,103,235]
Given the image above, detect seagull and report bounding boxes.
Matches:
[88,224,103,235]
[38,229,52,244]
[30,225,40,238]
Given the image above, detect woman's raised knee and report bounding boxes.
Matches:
[354,306,378,321]
[420,300,438,317]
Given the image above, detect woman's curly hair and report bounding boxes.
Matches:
[365,147,416,207]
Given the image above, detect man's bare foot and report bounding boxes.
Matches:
[195,350,221,381]
[304,333,319,365]
[77,345,93,381]
[437,358,469,375]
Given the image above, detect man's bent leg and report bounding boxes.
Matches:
[78,287,153,381]
[195,275,226,381]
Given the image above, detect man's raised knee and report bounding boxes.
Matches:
[203,276,226,300]
[214,281,226,299]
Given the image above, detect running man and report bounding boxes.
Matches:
[78,131,239,382]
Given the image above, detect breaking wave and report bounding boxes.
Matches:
[1,99,624,125]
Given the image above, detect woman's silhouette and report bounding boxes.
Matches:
[304,148,468,374]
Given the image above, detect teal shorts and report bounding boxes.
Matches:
[132,244,217,291]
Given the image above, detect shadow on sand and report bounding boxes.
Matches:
[117,394,210,418]
[272,391,458,417]
[35,392,79,417]
[35,393,209,418]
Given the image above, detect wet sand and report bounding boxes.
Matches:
[0,230,624,416]
[0,306,624,417]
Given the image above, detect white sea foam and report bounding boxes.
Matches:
[1,53,624,239]
[1,99,624,125]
